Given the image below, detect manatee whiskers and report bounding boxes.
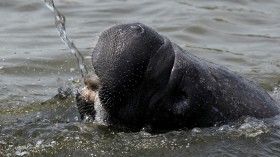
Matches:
[84,73,101,91]
[78,73,101,102]
[75,73,101,121]
[78,87,97,102]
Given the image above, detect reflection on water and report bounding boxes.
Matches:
[1,0,280,156]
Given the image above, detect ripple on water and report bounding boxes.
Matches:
[1,106,279,157]
[1,0,280,156]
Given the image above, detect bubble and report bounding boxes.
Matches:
[35,140,43,148]
[218,125,232,131]
[238,117,268,137]
[192,127,202,133]
[36,112,42,118]
[15,145,30,156]
[270,86,280,102]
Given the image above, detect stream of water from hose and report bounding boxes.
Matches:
[44,0,89,78]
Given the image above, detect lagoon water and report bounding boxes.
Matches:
[1,0,280,156]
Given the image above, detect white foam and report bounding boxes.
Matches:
[94,92,109,125]
[270,86,280,103]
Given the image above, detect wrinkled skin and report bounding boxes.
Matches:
[76,23,279,131]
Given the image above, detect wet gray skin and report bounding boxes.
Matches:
[76,23,279,132]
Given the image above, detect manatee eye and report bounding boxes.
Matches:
[130,24,145,34]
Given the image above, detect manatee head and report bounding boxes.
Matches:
[91,23,166,112]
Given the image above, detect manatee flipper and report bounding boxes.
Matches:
[143,37,191,130]
[144,37,175,104]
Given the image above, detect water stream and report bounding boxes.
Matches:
[44,0,89,78]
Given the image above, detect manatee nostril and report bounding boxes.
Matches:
[130,24,145,34]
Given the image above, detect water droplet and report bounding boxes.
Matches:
[35,140,43,148]
[192,127,202,133]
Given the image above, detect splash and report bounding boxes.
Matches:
[44,0,88,78]
[270,85,280,103]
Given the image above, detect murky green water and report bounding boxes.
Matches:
[1,0,280,156]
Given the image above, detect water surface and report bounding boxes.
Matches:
[1,0,280,156]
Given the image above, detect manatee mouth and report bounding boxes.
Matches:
[76,73,101,121]
[76,86,96,122]
[78,86,97,102]
[80,73,101,102]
